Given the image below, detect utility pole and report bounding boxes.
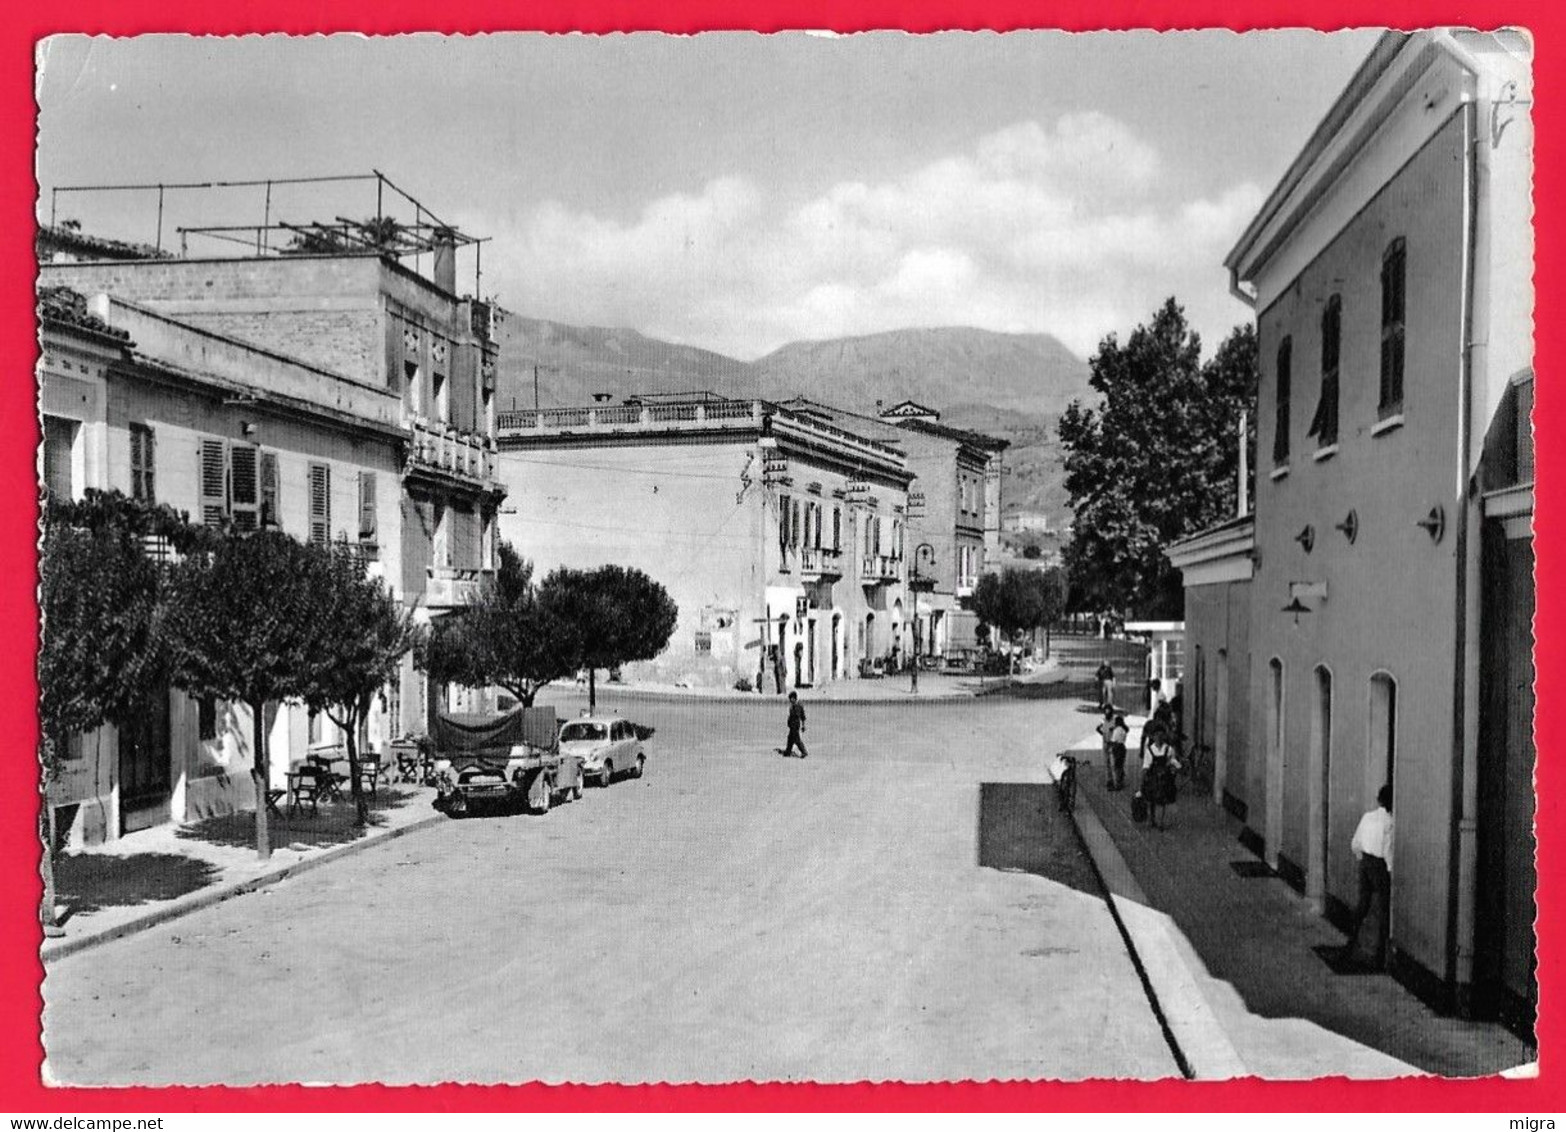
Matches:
[534,364,540,412]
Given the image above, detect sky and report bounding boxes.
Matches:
[35,30,1384,362]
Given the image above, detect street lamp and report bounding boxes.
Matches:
[909,542,936,693]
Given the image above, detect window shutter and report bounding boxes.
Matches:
[833,507,841,551]
[384,309,403,390]
[198,438,228,527]
[779,494,790,554]
[309,463,330,544]
[129,424,156,503]
[358,471,377,542]
[1273,338,1292,465]
[230,445,259,531]
[792,499,801,548]
[260,452,279,529]
[42,416,75,501]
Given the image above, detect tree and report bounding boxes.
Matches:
[38,492,213,925]
[420,543,575,711]
[971,567,1066,674]
[298,546,422,827]
[165,531,334,859]
[1058,301,1257,619]
[1021,543,1043,561]
[543,565,678,713]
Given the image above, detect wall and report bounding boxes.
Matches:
[1249,110,1466,975]
[41,257,389,386]
[498,438,763,689]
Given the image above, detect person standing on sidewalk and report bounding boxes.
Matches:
[783,691,809,758]
[1138,723,1180,829]
[1096,661,1116,710]
[1348,785,1394,968]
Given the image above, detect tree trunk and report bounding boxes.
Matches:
[251,697,272,860]
[588,667,597,714]
[344,700,368,827]
[39,801,63,937]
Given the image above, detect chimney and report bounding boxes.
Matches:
[432,227,458,295]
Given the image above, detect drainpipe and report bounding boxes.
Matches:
[1444,89,1484,1013]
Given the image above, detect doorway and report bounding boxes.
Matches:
[119,687,173,834]
[1309,666,1333,908]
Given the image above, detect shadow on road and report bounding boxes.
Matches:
[54,852,222,918]
[976,782,1100,898]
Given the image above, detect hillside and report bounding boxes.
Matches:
[491,315,1092,528]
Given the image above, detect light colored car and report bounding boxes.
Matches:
[558,716,645,788]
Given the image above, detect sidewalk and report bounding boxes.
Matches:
[44,784,442,963]
[1059,720,1535,1078]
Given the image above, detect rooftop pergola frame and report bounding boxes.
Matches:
[45,170,491,293]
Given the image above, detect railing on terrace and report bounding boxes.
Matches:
[800,547,844,575]
[424,564,495,608]
[496,398,906,471]
[408,418,496,483]
[860,554,903,582]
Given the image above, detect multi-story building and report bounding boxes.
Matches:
[1168,30,1534,1028]
[39,285,408,845]
[40,219,506,739]
[781,398,1007,661]
[494,395,912,690]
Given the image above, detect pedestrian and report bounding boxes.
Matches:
[1347,784,1395,969]
[1147,677,1167,715]
[1097,709,1129,791]
[783,691,809,758]
[1096,661,1116,710]
[1138,722,1180,829]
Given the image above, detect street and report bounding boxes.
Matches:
[43,690,1178,1085]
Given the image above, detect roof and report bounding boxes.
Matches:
[37,285,131,342]
[896,416,1010,453]
[777,395,1007,453]
[37,223,174,262]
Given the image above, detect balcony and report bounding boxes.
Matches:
[860,554,903,584]
[406,418,498,490]
[799,547,844,579]
[425,565,494,610]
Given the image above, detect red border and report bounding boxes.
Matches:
[8,0,1561,1113]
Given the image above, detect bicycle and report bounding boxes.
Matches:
[1055,754,1079,813]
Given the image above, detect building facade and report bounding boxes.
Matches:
[781,398,1007,661]
[494,397,912,690]
[1169,30,1534,1026]
[41,238,506,739]
[40,287,408,846]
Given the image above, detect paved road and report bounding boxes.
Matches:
[44,692,1177,1085]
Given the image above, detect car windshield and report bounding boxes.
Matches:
[560,722,609,743]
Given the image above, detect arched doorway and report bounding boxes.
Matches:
[1308,665,1334,910]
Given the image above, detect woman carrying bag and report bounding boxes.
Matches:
[1136,722,1180,830]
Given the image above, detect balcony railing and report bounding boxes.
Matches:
[407,419,497,485]
[497,400,766,434]
[425,565,494,609]
[860,554,902,583]
[799,547,844,578]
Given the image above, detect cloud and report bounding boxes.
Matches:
[490,112,1264,360]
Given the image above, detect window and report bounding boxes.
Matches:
[694,631,712,654]
[1380,238,1406,416]
[42,415,78,501]
[432,369,449,424]
[308,463,331,544]
[198,697,218,742]
[130,423,156,503]
[229,445,259,531]
[1308,296,1341,448]
[832,506,841,551]
[358,471,378,544]
[198,438,227,527]
[779,494,791,554]
[1273,337,1292,466]
[260,452,279,529]
[792,498,802,548]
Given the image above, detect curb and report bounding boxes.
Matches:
[1048,745,1250,1080]
[581,673,1071,707]
[42,810,447,965]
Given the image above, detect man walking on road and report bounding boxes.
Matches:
[783,691,809,758]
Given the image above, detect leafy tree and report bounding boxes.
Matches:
[164,531,334,859]
[420,543,575,711]
[971,567,1066,674]
[1058,301,1257,619]
[1021,543,1043,561]
[543,565,678,713]
[38,492,213,925]
[298,546,422,827]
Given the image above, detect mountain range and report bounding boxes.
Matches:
[493,315,1093,528]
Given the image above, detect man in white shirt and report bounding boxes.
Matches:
[1348,785,1395,968]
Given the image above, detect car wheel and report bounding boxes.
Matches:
[633,754,645,779]
[601,761,614,788]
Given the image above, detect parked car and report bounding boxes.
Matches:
[558,715,646,788]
